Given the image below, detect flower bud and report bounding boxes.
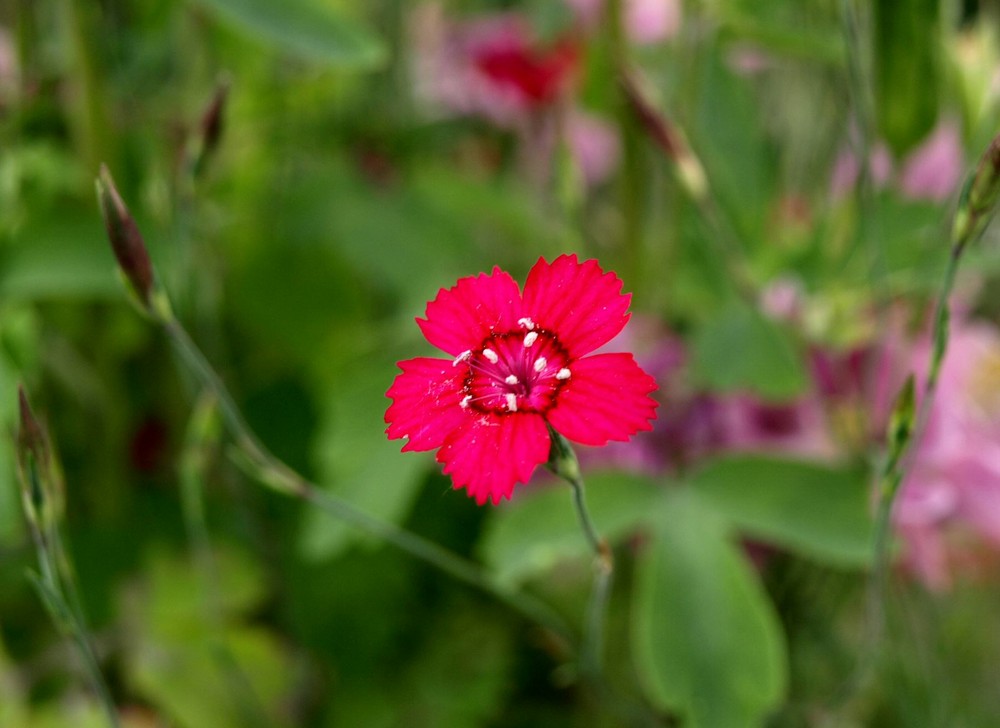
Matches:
[96,164,155,309]
[619,70,708,201]
[882,375,916,497]
[952,131,1000,252]
[16,385,50,527]
[192,78,230,178]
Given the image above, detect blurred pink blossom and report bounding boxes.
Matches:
[830,119,965,203]
[562,110,621,186]
[759,276,804,323]
[829,142,893,199]
[411,7,579,126]
[890,318,1000,588]
[566,0,681,45]
[899,120,965,202]
[411,5,620,186]
[726,45,774,76]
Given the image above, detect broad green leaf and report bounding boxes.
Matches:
[633,489,786,727]
[328,605,514,728]
[192,0,386,69]
[689,454,873,566]
[691,302,807,400]
[120,549,293,728]
[874,0,941,155]
[301,351,426,560]
[1,217,118,301]
[480,472,663,586]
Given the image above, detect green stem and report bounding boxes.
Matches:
[28,529,120,727]
[569,476,613,681]
[547,427,612,681]
[160,315,574,645]
[179,393,271,728]
[608,0,643,285]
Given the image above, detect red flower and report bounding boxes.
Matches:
[385,255,658,505]
[472,36,580,107]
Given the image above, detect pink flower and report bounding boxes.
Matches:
[884,316,1000,588]
[385,255,659,504]
[829,141,893,199]
[899,119,964,202]
[566,0,681,45]
[412,8,579,126]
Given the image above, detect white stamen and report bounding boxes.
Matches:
[556,368,571,380]
[460,395,472,409]
[533,357,547,373]
[518,317,535,330]
[505,393,518,411]
[505,375,519,385]
[453,350,471,366]
[523,331,539,347]
[482,348,499,364]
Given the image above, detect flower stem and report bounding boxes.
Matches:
[547,427,613,680]
[160,314,574,646]
[16,389,120,728]
[570,476,614,680]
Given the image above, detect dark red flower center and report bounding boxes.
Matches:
[456,318,571,415]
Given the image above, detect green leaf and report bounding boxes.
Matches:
[691,302,807,400]
[689,454,873,566]
[300,352,426,560]
[874,0,941,155]
[480,472,663,586]
[633,489,787,727]
[192,0,386,69]
[1,217,118,301]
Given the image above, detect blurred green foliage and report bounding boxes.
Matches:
[4,0,1000,726]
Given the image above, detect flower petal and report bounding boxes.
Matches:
[417,267,523,357]
[547,353,658,446]
[437,412,550,504]
[521,254,631,358]
[385,357,469,452]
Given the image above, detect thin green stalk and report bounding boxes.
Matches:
[16,389,120,728]
[608,0,644,286]
[180,392,270,728]
[161,316,574,645]
[570,477,613,681]
[548,427,613,681]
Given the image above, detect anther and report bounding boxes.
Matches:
[505,375,519,385]
[533,357,547,373]
[453,350,471,367]
[460,395,472,409]
[482,348,499,364]
[523,331,538,347]
[505,393,518,411]
[518,317,535,330]
[556,368,571,380]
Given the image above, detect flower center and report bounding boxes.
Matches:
[454,319,571,414]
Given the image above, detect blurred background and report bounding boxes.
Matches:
[5,0,1000,725]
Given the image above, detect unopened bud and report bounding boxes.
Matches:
[16,385,50,526]
[952,131,1000,252]
[96,165,155,308]
[619,70,708,201]
[882,375,916,496]
[546,425,581,484]
[192,77,230,178]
